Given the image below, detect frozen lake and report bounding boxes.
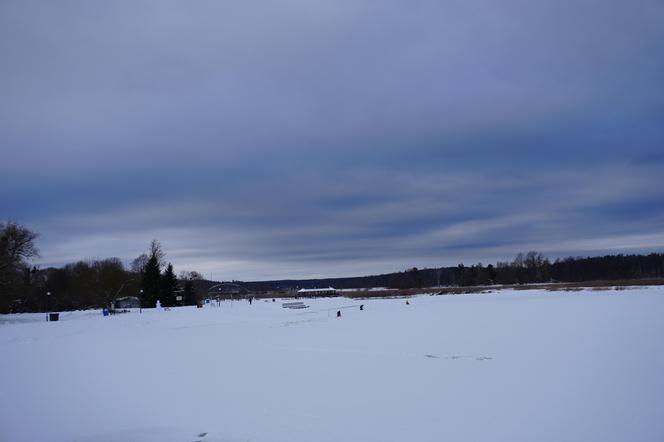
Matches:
[1,287,663,441]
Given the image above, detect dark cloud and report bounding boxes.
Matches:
[1,0,664,279]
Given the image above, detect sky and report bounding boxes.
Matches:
[1,0,664,281]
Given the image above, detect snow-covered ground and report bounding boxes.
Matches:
[1,287,663,442]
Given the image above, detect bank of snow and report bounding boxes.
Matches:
[1,287,663,441]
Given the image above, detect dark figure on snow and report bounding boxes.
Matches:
[249,297,253,305]
[360,304,364,311]
[406,300,410,305]
[337,310,341,318]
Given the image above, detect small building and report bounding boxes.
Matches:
[297,287,337,296]
[113,296,141,309]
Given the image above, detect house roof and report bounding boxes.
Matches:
[297,287,336,293]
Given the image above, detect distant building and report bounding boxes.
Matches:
[113,296,141,309]
[207,283,248,297]
[297,287,337,296]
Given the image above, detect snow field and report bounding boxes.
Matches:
[1,287,664,441]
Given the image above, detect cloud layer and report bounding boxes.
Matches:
[2,0,664,280]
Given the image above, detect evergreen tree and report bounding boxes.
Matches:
[160,263,177,307]
[140,255,161,308]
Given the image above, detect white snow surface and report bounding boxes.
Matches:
[1,287,664,442]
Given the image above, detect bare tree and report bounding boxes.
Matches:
[524,251,546,269]
[0,222,39,311]
[131,253,149,273]
[0,222,39,273]
[512,252,525,268]
[149,239,165,269]
[94,258,129,309]
[1,222,39,288]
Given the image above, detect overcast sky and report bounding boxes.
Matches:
[2,0,664,280]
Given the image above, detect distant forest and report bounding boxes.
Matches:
[1,222,664,313]
[242,251,664,292]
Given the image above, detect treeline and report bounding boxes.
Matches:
[240,252,664,291]
[241,267,456,292]
[453,251,664,286]
[0,222,207,313]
